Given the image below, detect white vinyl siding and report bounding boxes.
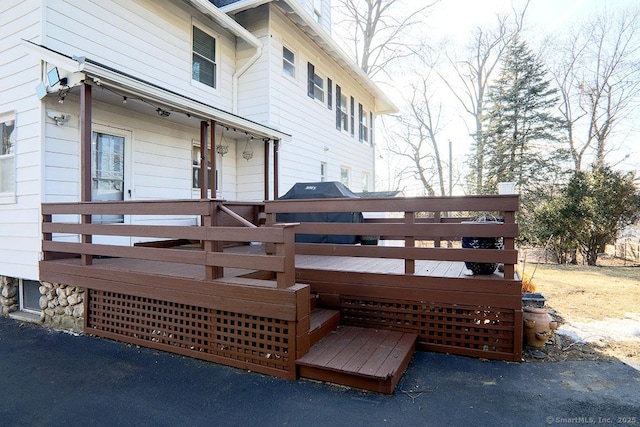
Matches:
[43,0,235,110]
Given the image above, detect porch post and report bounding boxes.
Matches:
[273,139,280,199]
[200,121,208,199]
[210,120,217,198]
[80,83,92,266]
[263,139,270,200]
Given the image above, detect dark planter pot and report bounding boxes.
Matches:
[461,220,504,275]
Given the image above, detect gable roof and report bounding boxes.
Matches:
[219,0,398,114]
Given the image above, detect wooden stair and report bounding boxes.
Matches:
[297,312,417,394]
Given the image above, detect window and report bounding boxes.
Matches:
[307,62,324,102]
[92,132,125,224]
[19,279,40,314]
[192,25,217,89]
[320,162,327,182]
[359,103,368,143]
[283,46,295,78]
[327,78,333,110]
[192,145,214,190]
[362,172,370,193]
[370,111,374,146]
[336,85,348,132]
[350,96,355,137]
[340,166,350,188]
[313,0,322,23]
[0,111,16,202]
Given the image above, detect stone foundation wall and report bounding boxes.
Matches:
[0,276,18,314]
[40,282,85,331]
[0,275,84,332]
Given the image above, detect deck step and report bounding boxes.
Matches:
[297,326,417,394]
[309,308,340,347]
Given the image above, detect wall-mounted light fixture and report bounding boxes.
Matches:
[47,111,71,126]
[47,67,68,88]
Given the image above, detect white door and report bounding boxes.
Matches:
[91,126,132,245]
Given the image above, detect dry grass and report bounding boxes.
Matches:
[521,256,640,363]
[523,262,640,322]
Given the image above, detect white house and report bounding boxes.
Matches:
[0,0,396,320]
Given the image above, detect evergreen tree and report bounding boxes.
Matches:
[482,38,566,193]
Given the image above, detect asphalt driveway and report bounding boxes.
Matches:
[0,317,638,427]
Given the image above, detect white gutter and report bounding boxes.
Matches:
[189,0,263,114]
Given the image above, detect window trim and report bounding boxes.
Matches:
[0,110,16,204]
[191,23,218,92]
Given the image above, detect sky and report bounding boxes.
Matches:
[366,0,639,195]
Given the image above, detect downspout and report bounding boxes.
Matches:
[232,41,262,114]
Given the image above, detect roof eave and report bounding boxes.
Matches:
[222,0,398,114]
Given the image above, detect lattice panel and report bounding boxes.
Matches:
[339,296,516,356]
[87,290,291,374]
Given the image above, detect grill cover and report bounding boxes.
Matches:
[277,182,364,243]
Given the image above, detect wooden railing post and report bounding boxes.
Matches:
[502,210,516,280]
[405,211,415,274]
[434,211,441,248]
[204,201,223,280]
[274,223,297,289]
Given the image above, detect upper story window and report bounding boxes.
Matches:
[192,25,217,89]
[283,46,295,78]
[0,111,16,202]
[307,62,324,102]
[336,85,348,132]
[359,103,368,143]
[313,0,322,23]
[320,162,327,182]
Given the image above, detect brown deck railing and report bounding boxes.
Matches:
[265,195,519,279]
[265,195,523,362]
[42,199,295,288]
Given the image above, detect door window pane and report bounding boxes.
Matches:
[92,132,125,223]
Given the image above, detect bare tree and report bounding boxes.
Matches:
[383,73,449,196]
[438,3,527,193]
[332,0,437,79]
[551,6,640,170]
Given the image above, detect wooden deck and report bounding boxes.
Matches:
[39,196,523,393]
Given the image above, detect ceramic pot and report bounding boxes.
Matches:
[523,306,558,348]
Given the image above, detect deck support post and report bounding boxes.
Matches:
[200,121,209,200]
[210,120,217,198]
[80,82,92,266]
[264,140,270,200]
[273,139,280,199]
